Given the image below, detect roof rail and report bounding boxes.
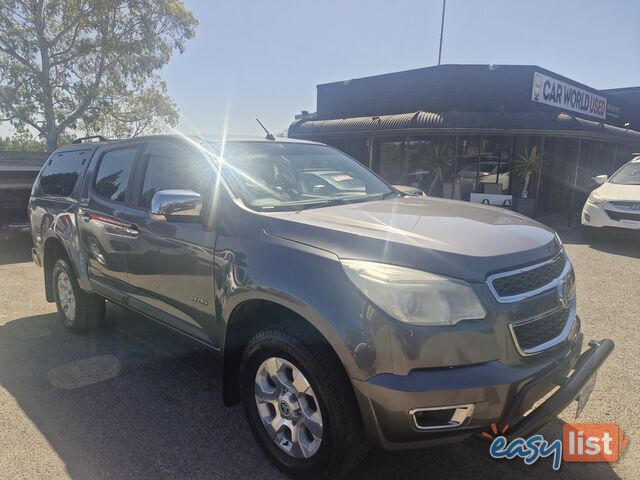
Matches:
[72,135,110,144]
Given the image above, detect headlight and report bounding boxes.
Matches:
[341,260,486,326]
[587,190,607,205]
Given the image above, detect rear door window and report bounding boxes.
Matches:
[94,148,137,203]
[39,150,88,197]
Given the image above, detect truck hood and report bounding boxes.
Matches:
[262,197,561,282]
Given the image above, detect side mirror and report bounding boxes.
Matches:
[151,189,202,220]
[594,175,608,185]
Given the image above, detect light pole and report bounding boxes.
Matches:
[438,0,446,65]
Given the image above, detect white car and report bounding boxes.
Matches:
[582,157,640,239]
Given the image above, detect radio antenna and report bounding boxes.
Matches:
[256,118,275,141]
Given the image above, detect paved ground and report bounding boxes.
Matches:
[0,230,638,479]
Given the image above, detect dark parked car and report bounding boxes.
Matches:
[30,135,613,479]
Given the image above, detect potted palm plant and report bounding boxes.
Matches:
[426,141,452,197]
[512,145,543,217]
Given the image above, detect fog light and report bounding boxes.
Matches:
[584,213,591,222]
[409,404,474,430]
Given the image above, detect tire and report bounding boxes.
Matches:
[240,327,369,479]
[52,258,105,333]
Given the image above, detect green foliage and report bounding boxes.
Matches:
[0,0,198,151]
[512,145,544,198]
[0,131,45,151]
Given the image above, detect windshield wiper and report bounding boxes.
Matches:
[294,191,399,212]
[295,198,352,211]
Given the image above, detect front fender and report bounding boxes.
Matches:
[215,232,394,382]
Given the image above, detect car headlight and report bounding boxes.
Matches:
[341,260,486,326]
[587,190,607,205]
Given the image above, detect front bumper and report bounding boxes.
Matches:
[352,330,613,450]
[582,201,640,231]
[506,338,613,438]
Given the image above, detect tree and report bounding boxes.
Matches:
[0,130,45,151]
[0,0,197,151]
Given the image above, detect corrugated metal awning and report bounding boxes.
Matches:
[289,111,640,144]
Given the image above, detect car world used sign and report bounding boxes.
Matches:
[531,71,607,120]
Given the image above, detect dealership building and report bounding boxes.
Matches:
[288,64,640,219]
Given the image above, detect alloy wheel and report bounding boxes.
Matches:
[254,356,323,459]
[56,271,76,323]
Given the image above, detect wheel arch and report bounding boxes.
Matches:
[221,298,354,407]
[43,236,75,302]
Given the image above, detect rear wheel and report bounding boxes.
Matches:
[53,258,105,333]
[240,328,368,479]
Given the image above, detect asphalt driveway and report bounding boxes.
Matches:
[0,230,637,479]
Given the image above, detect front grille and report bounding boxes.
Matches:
[609,201,640,208]
[605,209,640,221]
[511,309,570,353]
[491,254,566,298]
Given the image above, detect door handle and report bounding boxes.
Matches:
[81,212,92,222]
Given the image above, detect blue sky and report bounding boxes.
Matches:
[2,0,639,138]
[164,0,640,136]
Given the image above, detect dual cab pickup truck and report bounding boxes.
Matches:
[29,135,613,479]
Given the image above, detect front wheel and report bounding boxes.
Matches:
[240,328,368,479]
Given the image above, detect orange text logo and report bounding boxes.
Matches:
[563,423,629,463]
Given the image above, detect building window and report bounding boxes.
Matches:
[512,136,544,202]
[575,140,617,209]
[478,137,512,194]
[454,136,481,201]
[378,140,404,185]
[345,138,370,167]
[405,137,454,197]
[616,145,638,171]
[324,138,347,152]
[454,136,513,200]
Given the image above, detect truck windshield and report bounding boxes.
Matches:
[208,141,394,211]
[609,160,640,185]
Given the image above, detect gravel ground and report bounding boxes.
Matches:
[0,230,637,480]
